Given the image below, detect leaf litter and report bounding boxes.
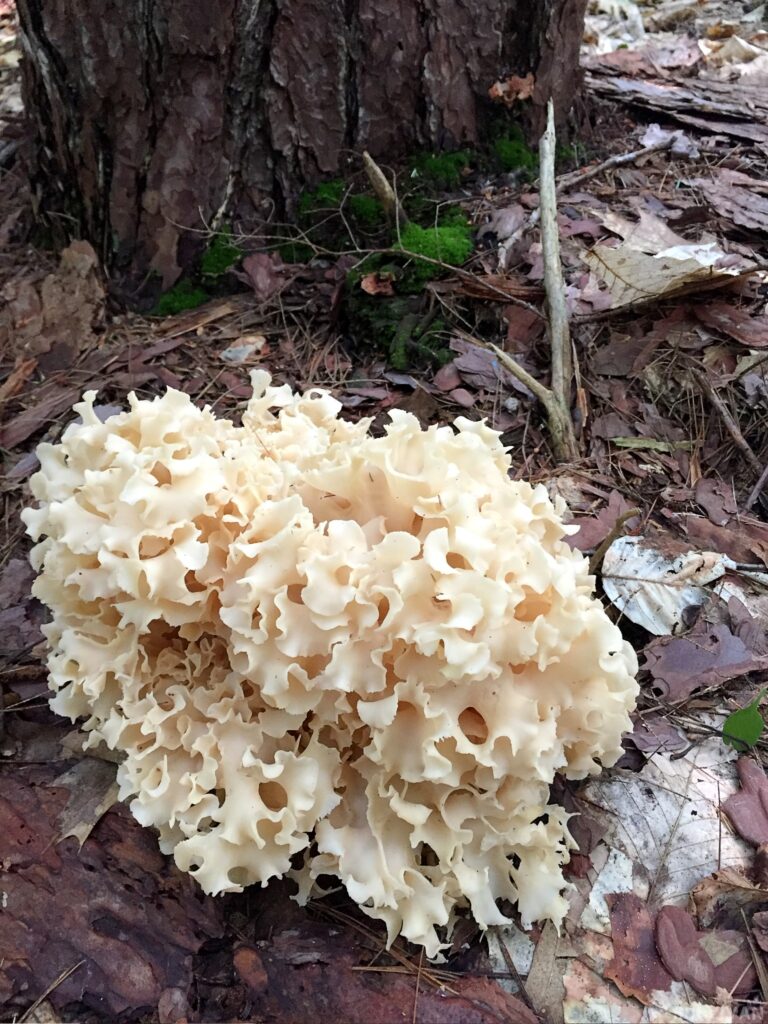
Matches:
[3,0,768,1021]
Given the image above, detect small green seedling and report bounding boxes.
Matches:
[723,689,767,751]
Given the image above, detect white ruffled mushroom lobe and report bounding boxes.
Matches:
[23,372,638,958]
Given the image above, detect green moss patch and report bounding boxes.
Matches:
[492,125,537,174]
[201,229,243,277]
[394,220,473,285]
[348,193,383,228]
[152,279,209,316]
[411,150,473,189]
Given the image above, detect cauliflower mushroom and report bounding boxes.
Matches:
[23,371,638,957]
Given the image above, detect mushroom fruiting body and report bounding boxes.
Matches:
[23,373,638,956]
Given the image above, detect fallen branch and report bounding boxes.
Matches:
[459,333,579,465]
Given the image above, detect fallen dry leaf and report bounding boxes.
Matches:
[241,252,288,303]
[582,735,751,912]
[433,362,462,392]
[671,512,768,565]
[629,714,689,755]
[525,920,565,1024]
[695,478,738,526]
[693,868,768,930]
[0,558,45,655]
[640,122,700,157]
[723,758,768,847]
[568,490,640,552]
[599,209,688,252]
[585,241,755,313]
[753,910,768,952]
[655,904,757,997]
[644,621,768,702]
[450,338,533,396]
[695,302,768,348]
[602,535,725,634]
[220,334,268,365]
[563,958,643,1024]
[53,758,119,849]
[605,893,673,1004]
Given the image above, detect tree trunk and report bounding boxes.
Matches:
[17,0,586,290]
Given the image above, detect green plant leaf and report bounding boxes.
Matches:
[723,689,767,751]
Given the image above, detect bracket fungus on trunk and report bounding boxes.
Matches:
[23,372,638,957]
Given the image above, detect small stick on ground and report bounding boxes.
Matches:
[362,151,408,230]
[556,137,675,195]
[746,461,768,511]
[691,367,763,475]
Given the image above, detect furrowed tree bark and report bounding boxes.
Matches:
[16,0,587,291]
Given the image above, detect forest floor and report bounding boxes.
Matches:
[3,1,768,1022]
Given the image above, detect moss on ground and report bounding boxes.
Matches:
[298,180,346,216]
[152,279,209,316]
[394,219,473,285]
[343,286,452,371]
[492,125,537,174]
[410,150,473,189]
[201,229,242,277]
[348,193,384,228]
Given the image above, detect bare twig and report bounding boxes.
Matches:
[746,461,768,511]
[458,331,578,463]
[362,151,408,229]
[555,137,675,195]
[494,933,535,1012]
[506,136,677,269]
[691,367,762,475]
